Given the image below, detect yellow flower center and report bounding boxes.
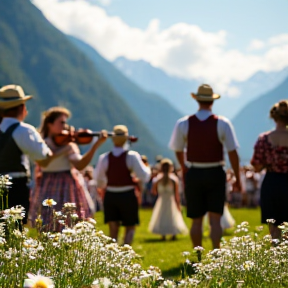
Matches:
[46,199,53,206]
[32,280,49,288]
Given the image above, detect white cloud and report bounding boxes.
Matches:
[32,0,288,96]
[225,86,241,98]
[247,39,265,51]
[268,34,288,46]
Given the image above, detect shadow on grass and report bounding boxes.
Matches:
[143,236,188,243]
[143,238,166,243]
[161,262,196,279]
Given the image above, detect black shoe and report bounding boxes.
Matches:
[171,235,177,241]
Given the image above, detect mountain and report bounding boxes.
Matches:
[113,57,199,115]
[113,56,288,162]
[215,68,288,119]
[0,0,165,161]
[232,76,288,163]
[113,57,288,119]
[68,36,183,153]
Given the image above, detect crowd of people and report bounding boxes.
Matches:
[226,166,265,209]
[0,83,288,249]
[129,160,265,210]
[80,157,265,242]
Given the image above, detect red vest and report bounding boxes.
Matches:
[106,151,134,187]
[186,114,223,163]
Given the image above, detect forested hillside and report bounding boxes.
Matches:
[0,0,167,160]
[69,36,182,150]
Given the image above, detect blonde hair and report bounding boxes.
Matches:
[270,100,288,125]
[40,106,71,138]
[160,158,173,186]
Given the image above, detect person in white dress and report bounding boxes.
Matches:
[149,158,188,240]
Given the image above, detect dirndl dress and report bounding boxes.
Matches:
[29,169,92,230]
[148,182,188,235]
[251,132,288,226]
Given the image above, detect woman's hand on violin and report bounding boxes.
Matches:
[69,130,107,171]
[96,130,108,145]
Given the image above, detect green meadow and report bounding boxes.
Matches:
[95,207,268,279]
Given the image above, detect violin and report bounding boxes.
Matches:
[53,128,138,146]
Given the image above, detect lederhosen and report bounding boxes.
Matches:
[103,151,139,226]
[185,114,226,218]
[0,123,30,224]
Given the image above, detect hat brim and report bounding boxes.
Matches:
[112,132,128,138]
[191,93,220,101]
[0,95,32,109]
[112,135,128,139]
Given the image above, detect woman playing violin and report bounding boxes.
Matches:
[29,107,107,230]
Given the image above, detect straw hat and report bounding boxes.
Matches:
[141,155,148,162]
[0,85,32,109]
[191,84,220,101]
[112,125,128,146]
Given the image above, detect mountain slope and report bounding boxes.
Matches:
[232,76,288,162]
[69,36,183,151]
[216,67,288,119]
[113,57,199,116]
[113,57,288,119]
[0,0,165,160]
[230,68,288,103]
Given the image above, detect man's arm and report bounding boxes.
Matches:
[175,151,188,174]
[130,152,151,184]
[14,124,66,167]
[228,150,241,191]
[169,118,187,175]
[220,118,241,190]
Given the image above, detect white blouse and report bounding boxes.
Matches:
[41,139,82,172]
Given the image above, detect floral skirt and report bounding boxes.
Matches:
[29,170,92,228]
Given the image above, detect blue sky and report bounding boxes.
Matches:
[33,0,288,95]
[102,0,288,51]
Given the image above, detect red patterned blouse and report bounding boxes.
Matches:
[251,132,288,173]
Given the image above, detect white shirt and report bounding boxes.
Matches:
[0,117,51,176]
[169,110,239,151]
[94,147,151,192]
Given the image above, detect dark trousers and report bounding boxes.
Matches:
[0,177,30,224]
[104,189,139,226]
[185,166,226,218]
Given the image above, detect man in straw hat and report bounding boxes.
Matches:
[169,84,241,249]
[94,125,151,245]
[0,85,70,224]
